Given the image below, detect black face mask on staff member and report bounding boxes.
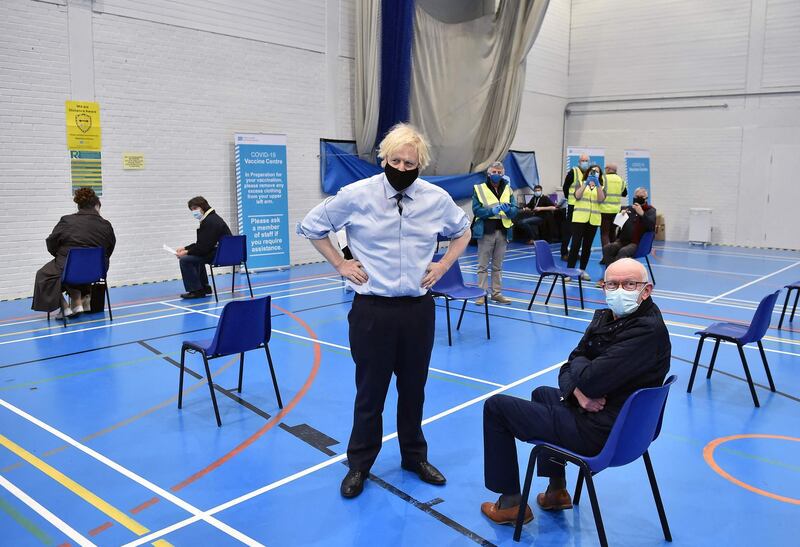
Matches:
[633,196,647,205]
[384,163,419,192]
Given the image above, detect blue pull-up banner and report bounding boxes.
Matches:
[235,133,290,270]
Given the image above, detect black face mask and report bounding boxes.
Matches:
[634,196,647,205]
[384,163,419,192]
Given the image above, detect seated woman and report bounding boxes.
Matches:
[175,196,232,299]
[32,187,116,318]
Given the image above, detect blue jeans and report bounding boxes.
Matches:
[179,255,209,292]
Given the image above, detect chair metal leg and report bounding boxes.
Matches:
[757,340,776,392]
[544,276,557,305]
[210,266,219,302]
[105,282,113,321]
[456,299,468,330]
[237,352,245,393]
[202,352,222,426]
[791,289,800,323]
[231,266,236,297]
[577,276,584,309]
[244,263,254,298]
[645,255,655,285]
[513,447,539,542]
[47,311,50,322]
[444,297,452,346]
[265,345,283,408]
[736,344,760,407]
[484,298,490,340]
[583,466,608,547]
[561,276,569,316]
[178,347,187,408]
[705,339,720,379]
[643,451,672,542]
[528,275,544,310]
[573,468,585,505]
[778,289,791,329]
[687,336,705,393]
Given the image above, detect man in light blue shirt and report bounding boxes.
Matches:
[297,123,471,498]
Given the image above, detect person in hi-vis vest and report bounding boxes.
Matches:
[560,153,590,260]
[567,165,605,281]
[599,163,627,248]
[472,162,519,305]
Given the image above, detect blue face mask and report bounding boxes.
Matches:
[533,191,542,197]
[489,173,503,184]
[605,287,644,317]
[579,161,589,170]
[191,209,203,220]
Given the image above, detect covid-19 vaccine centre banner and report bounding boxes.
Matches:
[234,133,290,270]
[624,150,651,203]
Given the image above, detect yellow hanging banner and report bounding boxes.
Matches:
[65,100,101,151]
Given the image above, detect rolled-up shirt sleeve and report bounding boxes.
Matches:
[296,192,353,240]
[438,197,469,239]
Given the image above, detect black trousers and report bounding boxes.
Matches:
[560,204,574,256]
[483,387,601,495]
[567,222,598,270]
[347,292,435,472]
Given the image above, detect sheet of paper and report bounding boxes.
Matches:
[162,244,177,255]
[613,211,629,228]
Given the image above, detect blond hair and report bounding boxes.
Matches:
[377,123,431,170]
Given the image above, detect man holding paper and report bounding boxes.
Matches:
[600,187,656,274]
[175,196,231,299]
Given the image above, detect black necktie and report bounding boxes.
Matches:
[394,193,404,215]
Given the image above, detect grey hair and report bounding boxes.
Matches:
[635,186,648,195]
[487,161,505,172]
[603,258,650,283]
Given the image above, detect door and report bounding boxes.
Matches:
[764,146,800,250]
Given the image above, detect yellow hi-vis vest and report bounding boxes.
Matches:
[600,173,626,214]
[566,167,583,206]
[474,182,514,229]
[572,185,602,226]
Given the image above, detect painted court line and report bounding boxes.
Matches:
[159,301,505,389]
[0,474,96,547]
[0,399,264,547]
[121,360,566,546]
[706,261,800,303]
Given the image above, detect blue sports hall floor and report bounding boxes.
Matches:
[1,241,798,546]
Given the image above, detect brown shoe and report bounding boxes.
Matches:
[475,296,486,306]
[536,488,573,511]
[480,501,533,526]
[491,294,512,304]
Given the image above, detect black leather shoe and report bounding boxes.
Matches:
[180,291,206,299]
[401,460,446,485]
[340,470,366,498]
[203,285,213,295]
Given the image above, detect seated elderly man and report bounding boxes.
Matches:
[601,186,656,267]
[480,257,670,525]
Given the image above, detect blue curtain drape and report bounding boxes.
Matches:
[375,0,415,149]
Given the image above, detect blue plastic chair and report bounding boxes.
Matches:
[49,247,112,328]
[527,240,584,315]
[778,281,800,329]
[633,230,656,285]
[430,254,488,346]
[209,235,254,302]
[687,290,780,407]
[178,296,282,426]
[514,376,677,546]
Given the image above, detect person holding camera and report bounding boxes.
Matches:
[472,162,519,305]
[600,187,656,275]
[566,165,605,281]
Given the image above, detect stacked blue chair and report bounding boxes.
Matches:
[209,235,254,302]
[527,240,584,316]
[633,230,657,285]
[430,254,488,346]
[778,281,800,329]
[178,296,282,426]
[514,376,677,546]
[49,247,113,328]
[687,290,780,407]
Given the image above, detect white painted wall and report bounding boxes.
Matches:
[564,0,800,248]
[0,0,354,300]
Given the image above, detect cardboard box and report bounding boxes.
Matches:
[655,214,666,241]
